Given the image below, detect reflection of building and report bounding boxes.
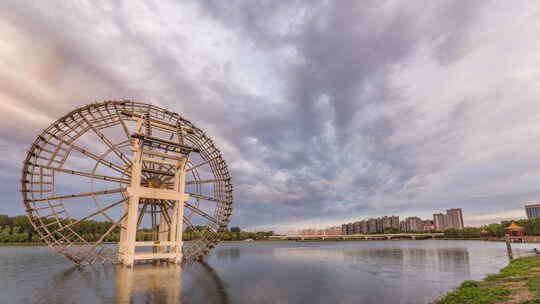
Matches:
[525,203,540,219]
[436,247,470,275]
[433,208,464,231]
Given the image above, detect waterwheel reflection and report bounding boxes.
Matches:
[33,262,230,304]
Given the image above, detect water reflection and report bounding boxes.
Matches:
[216,247,241,260]
[182,262,231,304]
[437,248,470,275]
[30,262,229,304]
[4,241,527,304]
[115,264,182,303]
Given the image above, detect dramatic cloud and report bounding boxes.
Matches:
[1,1,539,231]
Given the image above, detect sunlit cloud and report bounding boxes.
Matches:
[1,1,540,231]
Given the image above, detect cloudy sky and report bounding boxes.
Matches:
[1,1,540,232]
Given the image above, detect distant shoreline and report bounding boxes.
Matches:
[3,238,540,247]
[3,238,538,247]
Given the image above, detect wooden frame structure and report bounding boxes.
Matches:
[20,101,233,266]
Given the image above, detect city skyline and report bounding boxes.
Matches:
[298,208,464,235]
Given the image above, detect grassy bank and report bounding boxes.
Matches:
[437,255,540,304]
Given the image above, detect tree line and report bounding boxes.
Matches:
[443,217,540,239]
[0,214,273,243]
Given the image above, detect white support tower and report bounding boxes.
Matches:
[118,118,191,266]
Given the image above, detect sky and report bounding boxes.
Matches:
[1,1,540,232]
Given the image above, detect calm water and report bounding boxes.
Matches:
[0,240,537,304]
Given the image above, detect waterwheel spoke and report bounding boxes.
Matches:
[113,104,132,140]
[183,215,218,243]
[186,156,220,172]
[158,201,172,226]
[186,192,230,204]
[81,114,132,167]
[78,212,128,263]
[184,201,222,226]
[30,188,126,202]
[38,198,127,240]
[47,132,129,177]
[183,215,204,237]
[137,201,150,228]
[28,163,130,184]
[186,178,230,185]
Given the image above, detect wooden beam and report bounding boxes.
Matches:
[186,178,230,185]
[30,188,126,202]
[187,192,230,204]
[184,201,221,226]
[28,163,130,184]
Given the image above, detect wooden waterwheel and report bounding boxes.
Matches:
[20,101,233,266]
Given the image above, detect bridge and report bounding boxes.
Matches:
[269,233,443,241]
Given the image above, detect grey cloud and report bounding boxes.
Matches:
[0,1,536,229]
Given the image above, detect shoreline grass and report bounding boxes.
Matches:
[436,255,540,304]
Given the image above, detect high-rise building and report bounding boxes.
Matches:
[433,213,447,231]
[325,226,342,235]
[360,220,368,234]
[382,216,392,229]
[433,208,464,231]
[390,216,400,230]
[405,217,422,231]
[399,221,406,232]
[447,208,464,229]
[525,203,540,219]
[376,218,384,233]
[367,218,377,233]
[300,228,318,235]
[353,221,362,234]
[338,211,459,235]
[346,223,354,235]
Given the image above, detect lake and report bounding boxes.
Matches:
[0,240,537,304]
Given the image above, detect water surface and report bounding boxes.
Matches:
[0,240,535,304]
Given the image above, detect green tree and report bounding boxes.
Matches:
[0,215,11,226]
[230,226,241,240]
[0,226,10,242]
[384,227,399,234]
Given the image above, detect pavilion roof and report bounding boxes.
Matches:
[505,221,524,230]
